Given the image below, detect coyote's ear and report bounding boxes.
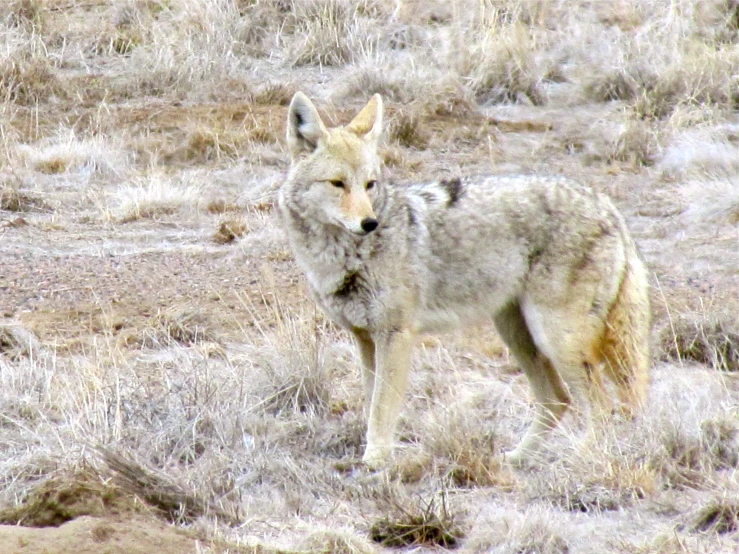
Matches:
[287,92,329,157]
[347,94,383,144]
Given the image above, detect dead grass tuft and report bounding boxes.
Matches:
[658,313,739,372]
[631,49,739,121]
[474,507,571,554]
[369,489,463,549]
[0,469,143,528]
[115,175,203,222]
[287,0,379,67]
[651,417,739,489]
[148,305,215,347]
[584,66,651,103]
[213,218,249,244]
[0,179,46,212]
[3,0,45,31]
[688,496,739,535]
[386,107,430,149]
[0,55,63,106]
[300,528,379,554]
[423,408,513,488]
[251,82,297,106]
[254,301,336,416]
[534,458,656,513]
[610,118,661,166]
[0,324,41,359]
[101,449,238,524]
[682,177,739,226]
[457,22,548,105]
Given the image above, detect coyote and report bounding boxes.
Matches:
[279,92,651,469]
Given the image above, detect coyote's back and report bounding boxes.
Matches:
[279,92,651,469]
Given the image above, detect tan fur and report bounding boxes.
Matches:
[279,92,651,469]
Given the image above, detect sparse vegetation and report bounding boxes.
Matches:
[369,488,463,549]
[659,313,739,372]
[1,0,738,552]
[688,497,739,535]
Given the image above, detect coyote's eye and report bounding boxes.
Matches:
[329,180,345,189]
[366,180,377,190]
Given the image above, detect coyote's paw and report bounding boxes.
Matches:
[362,444,391,471]
[500,447,529,468]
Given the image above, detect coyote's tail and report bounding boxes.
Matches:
[601,246,651,416]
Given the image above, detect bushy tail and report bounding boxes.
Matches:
[601,248,651,416]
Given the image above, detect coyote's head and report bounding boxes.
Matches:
[281,92,384,236]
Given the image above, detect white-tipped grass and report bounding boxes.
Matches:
[470,505,572,554]
[124,0,250,97]
[16,130,129,177]
[112,173,205,222]
[454,19,550,106]
[524,364,738,516]
[659,125,739,181]
[680,177,739,227]
[285,0,385,67]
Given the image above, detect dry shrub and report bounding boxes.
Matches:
[369,489,463,549]
[236,0,296,56]
[688,496,739,535]
[335,64,414,103]
[681,177,739,226]
[19,132,128,176]
[422,408,513,488]
[251,82,297,106]
[659,313,739,372]
[255,304,335,416]
[631,47,739,121]
[163,122,277,166]
[584,65,653,103]
[0,324,41,359]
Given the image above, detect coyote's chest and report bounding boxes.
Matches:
[300,246,376,330]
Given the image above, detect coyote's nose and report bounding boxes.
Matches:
[361,218,379,233]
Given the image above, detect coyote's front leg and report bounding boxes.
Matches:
[352,329,376,417]
[362,328,414,470]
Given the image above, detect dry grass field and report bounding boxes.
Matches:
[1,0,738,552]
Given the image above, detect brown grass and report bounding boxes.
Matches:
[213,218,249,244]
[688,496,739,535]
[659,313,739,372]
[0,55,64,106]
[0,469,146,527]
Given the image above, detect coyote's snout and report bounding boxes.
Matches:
[279,92,651,470]
[282,92,383,237]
